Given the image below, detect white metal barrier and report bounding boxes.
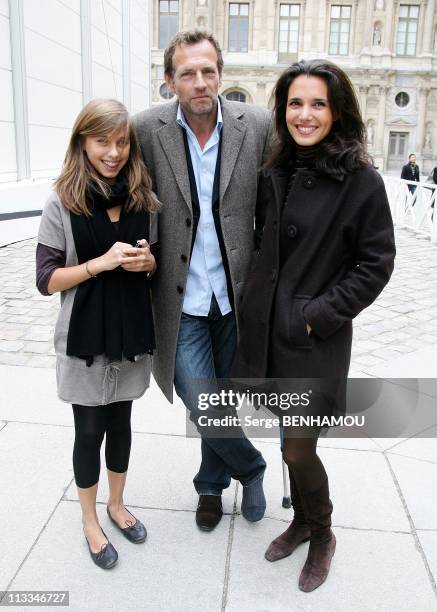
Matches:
[382,176,437,244]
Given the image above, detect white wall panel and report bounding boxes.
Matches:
[91,0,122,43]
[130,0,147,36]
[23,0,81,53]
[0,0,9,17]
[0,123,17,175]
[27,79,82,128]
[131,27,147,61]
[57,0,80,14]
[0,69,14,121]
[107,0,122,14]
[92,64,123,99]
[131,82,148,115]
[92,26,123,74]
[25,30,82,92]
[0,172,18,184]
[130,52,147,87]
[0,14,12,70]
[29,125,70,174]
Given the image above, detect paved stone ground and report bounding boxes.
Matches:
[1,229,437,373]
[1,228,437,610]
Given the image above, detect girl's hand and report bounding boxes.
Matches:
[98,241,139,272]
[120,239,156,274]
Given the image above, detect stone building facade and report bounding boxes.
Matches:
[151,0,437,175]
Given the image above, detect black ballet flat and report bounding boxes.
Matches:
[84,528,118,569]
[107,506,147,543]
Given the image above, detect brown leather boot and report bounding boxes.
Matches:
[265,468,310,562]
[298,478,336,592]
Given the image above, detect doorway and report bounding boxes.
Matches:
[387,131,409,171]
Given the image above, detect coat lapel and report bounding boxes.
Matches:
[219,98,247,204]
[156,103,192,213]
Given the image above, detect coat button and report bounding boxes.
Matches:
[270,269,277,282]
[177,285,184,294]
[303,176,315,189]
[181,254,188,263]
[287,224,298,238]
[186,218,192,227]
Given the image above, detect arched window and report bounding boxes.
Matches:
[225,91,247,103]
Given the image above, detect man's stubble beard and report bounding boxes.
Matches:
[187,95,217,117]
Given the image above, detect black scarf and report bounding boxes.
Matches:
[67,176,155,366]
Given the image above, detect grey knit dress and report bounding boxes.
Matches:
[38,192,157,406]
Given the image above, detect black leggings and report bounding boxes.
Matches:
[282,428,327,493]
[72,401,132,489]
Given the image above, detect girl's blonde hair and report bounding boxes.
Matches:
[54,98,160,216]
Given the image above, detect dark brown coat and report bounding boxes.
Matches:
[232,164,396,397]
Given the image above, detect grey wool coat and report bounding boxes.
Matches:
[133,97,272,401]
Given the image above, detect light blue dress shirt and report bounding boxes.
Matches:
[176,100,232,317]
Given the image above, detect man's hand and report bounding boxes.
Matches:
[120,239,156,274]
[306,323,312,335]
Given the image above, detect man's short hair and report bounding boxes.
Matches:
[409,153,416,159]
[164,29,224,78]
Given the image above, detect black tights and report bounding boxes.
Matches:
[282,428,327,492]
[72,401,132,489]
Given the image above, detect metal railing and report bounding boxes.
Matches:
[382,176,437,244]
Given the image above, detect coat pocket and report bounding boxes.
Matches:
[289,295,313,350]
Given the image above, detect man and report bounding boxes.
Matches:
[401,153,420,194]
[134,30,271,531]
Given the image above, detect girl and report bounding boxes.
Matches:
[36,98,159,569]
[232,60,396,591]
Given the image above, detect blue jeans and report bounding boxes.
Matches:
[174,297,266,496]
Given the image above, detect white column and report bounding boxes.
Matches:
[9,0,30,180]
[80,0,92,103]
[122,0,131,109]
[144,0,151,109]
[421,0,434,55]
[383,0,395,54]
[359,85,369,118]
[416,87,430,154]
[375,85,388,156]
[362,0,374,50]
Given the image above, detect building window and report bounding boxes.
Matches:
[225,91,247,102]
[329,5,351,55]
[159,0,179,50]
[279,4,300,55]
[228,3,249,52]
[159,83,174,99]
[395,91,410,107]
[396,5,419,56]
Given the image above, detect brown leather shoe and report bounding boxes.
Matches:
[298,478,336,592]
[195,495,223,531]
[265,468,310,562]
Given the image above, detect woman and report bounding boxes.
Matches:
[232,60,395,591]
[36,99,160,569]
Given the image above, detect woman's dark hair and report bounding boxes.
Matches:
[267,59,372,177]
